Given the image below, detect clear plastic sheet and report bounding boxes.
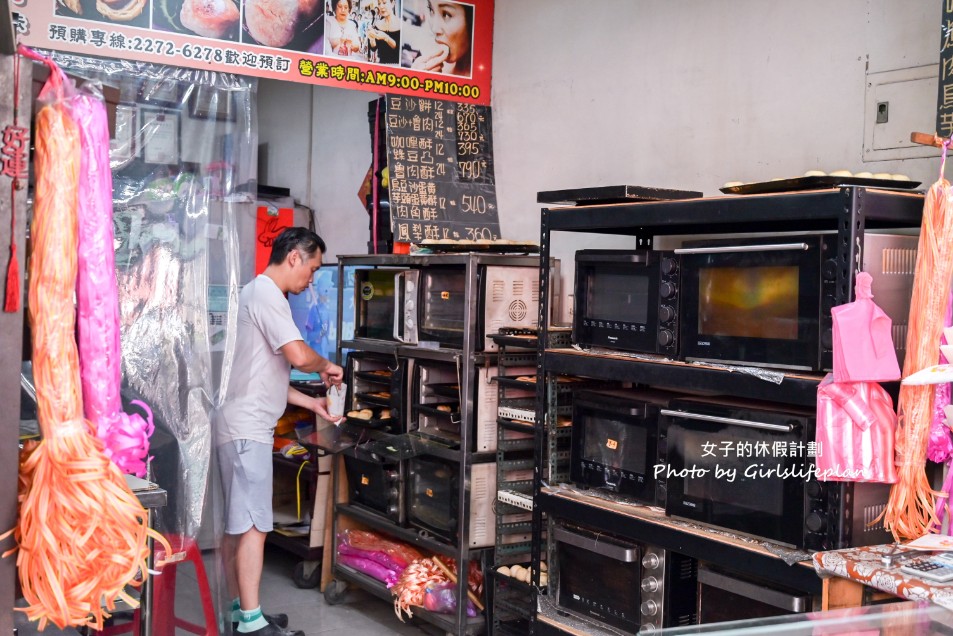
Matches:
[46,52,257,543]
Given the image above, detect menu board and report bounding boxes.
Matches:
[938,0,953,137]
[385,94,499,243]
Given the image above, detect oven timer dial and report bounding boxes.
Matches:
[658,329,675,347]
[658,305,676,323]
[661,257,678,276]
[640,576,659,592]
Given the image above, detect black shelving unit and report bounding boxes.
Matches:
[325,253,546,635]
[529,187,925,634]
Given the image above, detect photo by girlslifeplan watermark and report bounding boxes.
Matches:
[652,462,868,483]
[651,439,867,482]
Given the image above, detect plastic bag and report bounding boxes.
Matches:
[340,529,424,568]
[337,540,406,573]
[422,581,477,617]
[337,554,399,586]
[816,374,898,483]
[831,271,901,382]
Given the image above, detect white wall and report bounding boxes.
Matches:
[258,0,941,274]
[257,80,379,261]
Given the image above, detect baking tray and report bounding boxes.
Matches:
[720,176,921,195]
[355,370,393,384]
[537,185,703,206]
[418,240,539,253]
[425,382,461,398]
[413,402,459,418]
[354,391,393,407]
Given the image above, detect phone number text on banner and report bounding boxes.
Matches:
[12,0,493,105]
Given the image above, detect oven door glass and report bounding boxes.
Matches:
[574,251,662,353]
[678,236,824,370]
[408,457,458,542]
[570,392,658,504]
[418,267,466,345]
[555,526,642,633]
[354,269,398,341]
[662,400,812,547]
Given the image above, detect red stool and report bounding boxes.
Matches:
[151,535,219,636]
[93,534,218,636]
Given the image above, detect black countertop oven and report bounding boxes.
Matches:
[660,396,892,550]
[676,232,917,371]
[570,387,678,506]
[573,249,680,357]
[552,522,697,633]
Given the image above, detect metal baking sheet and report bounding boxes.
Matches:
[720,175,921,195]
[537,184,703,206]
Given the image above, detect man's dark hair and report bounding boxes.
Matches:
[269,227,327,265]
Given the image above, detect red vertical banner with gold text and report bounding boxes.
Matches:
[255,206,293,275]
[11,0,493,105]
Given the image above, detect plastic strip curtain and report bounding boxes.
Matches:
[47,52,257,545]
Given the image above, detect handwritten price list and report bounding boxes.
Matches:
[385,95,500,243]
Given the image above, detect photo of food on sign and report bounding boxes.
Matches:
[325,0,403,64]
[241,0,325,52]
[55,0,151,28]
[151,0,240,42]
[400,0,474,77]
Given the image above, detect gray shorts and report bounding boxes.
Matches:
[217,439,274,534]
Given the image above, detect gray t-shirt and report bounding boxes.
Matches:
[215,275,303,445]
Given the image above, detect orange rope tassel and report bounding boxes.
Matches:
[883,176,953,541]
[3,78,170,630]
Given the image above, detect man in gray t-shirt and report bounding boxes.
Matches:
[216,227,344,636]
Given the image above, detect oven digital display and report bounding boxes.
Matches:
[588,272,650,324]
[697,266,798,340]
[583,414,648,474]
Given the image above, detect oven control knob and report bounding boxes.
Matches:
[406,317,415,328]
[405,279,416,292]
[405,299,415,310]
[806,512,827,533]
[640,600,659,616]
[658,305,676,323]
[642,553,660,569]
[822,259,837,282]
[661,258,678,276]
[659,281,677,299]
[385,470,400,482]
[821,328,833,349]
[387,504,400,516]
[639,626,657,633]
[658,329,675,347]
[805,480,823,499]
[640,576,660,592]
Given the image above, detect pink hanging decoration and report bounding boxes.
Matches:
[928,292,953,463]
[815,375,898,483]
[70,89,153,477]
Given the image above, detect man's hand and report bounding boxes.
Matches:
[311,395,335,422]
[320,361,344,387]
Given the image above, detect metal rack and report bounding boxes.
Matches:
[530,187,926,634]
[488,329,572,635]
[323,252,544,635]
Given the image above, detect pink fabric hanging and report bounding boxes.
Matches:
[831,271,901,382]
[815,375,898,483]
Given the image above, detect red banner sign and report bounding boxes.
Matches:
[11,0,493,105]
